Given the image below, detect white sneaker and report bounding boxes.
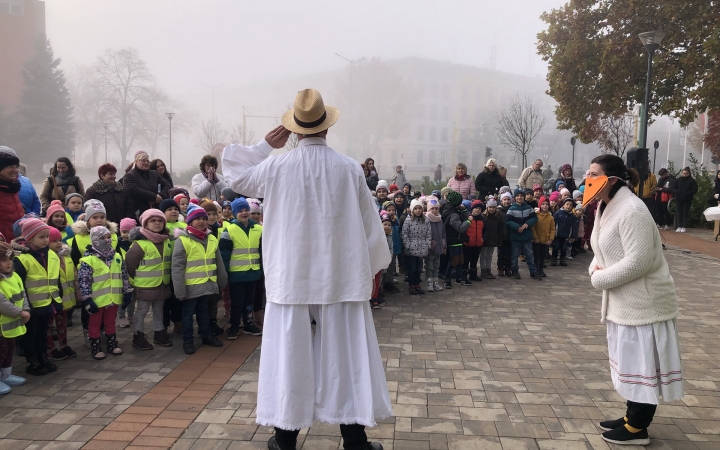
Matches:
[117,317,130,328]
[681,228,687,233]
[433,278,444,291]
[393,278,398,284]
[676,228,681,232]
[664,225,670,231]
[426,281,434,292]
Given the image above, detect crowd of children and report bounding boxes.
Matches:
[0,186,268,392]
[370,163,595,308]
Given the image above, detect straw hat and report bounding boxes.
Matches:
[281,89,339,134]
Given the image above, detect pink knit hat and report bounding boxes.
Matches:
[45,200,66,224]
[138,209,166,228]
[48,227,62,243]
[21,218,49,242]
[549,191,561,202]
[119,218,137,232]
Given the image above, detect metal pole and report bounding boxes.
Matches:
[571,141,576,170]
[683,126,687,166]
[640,51,653,150]
[349,63,353,158]
[103,124,108,163]
[168,117,173,175]
[666,118,672,168]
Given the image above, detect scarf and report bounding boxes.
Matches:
[92,179,123,195]
[55,173,76,187]
[139,228,169,244]
[202,170,219,183]
[0,179,20,194]
[425,211,441,222]
[92,241,115,259]
[186,225,209,240]
[66,208,83,222]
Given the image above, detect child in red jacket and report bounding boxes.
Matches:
[462,200,485,282]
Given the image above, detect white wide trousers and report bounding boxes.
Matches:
[256,301,392,430]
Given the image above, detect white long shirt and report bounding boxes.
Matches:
[222,137,391,305]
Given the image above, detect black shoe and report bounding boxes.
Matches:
[25,358,48,376]
[368,443,383,450]
[497,269,505,277]
[460,279,472,286]
[559,260,568,266]
[443,281,452,289]
[202,335,223,347]
[39,353,57,373]
[243,324,263,336]
[415,286,425,295]
[132,332,154,351]
[601,426,650,445]
[61,346,77,358]
[538,270,547,278]
[209,322,224,336]
[409,286,417,295]
[599,417,627,431]
[153,330,174,347]
[49,348,67,361]
[531,273,543,281]
[66,314,74,328]
[511,271,521,280]
[267,435,295,450]
[550,259,558,266]
[504,269,512,277]
[183,341,195,354]
[226,327,240,340]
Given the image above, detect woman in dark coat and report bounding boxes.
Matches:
[474,158,505,200]
[674,167,698,232]
[557,164,577,192]
[150,159,174,189]
[39,157,85,213]
[364,158,379,191]
[122,150,171,217]
[84,163,136,223]
[712,170,720,205]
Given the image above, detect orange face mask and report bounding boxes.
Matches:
[582,175,608,207]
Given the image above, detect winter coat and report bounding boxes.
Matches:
[191,172,228,202]
[124,227,173,302]
[553,209,578,239]
[433,167,442,181]
[366,173,379,191]
[391,170,407,187]
[427,219,446,255]
[480,210,503,247]
[505,202,537,242]
[0,179,24,242]
[219,219,263,284]
[402,216,432,257]
[441,205,471,246]
[171,229,228,300]
[390,218,402,255]
[0,272,29,318]
[446,175,476,200]
[40,175,85,213]
[656,175,677,202]
[77,246,132,301]
[18,175,40,215]
[518,167,545,190]
[474,168,505,200]
[634,173,657,199]
[122,168,171,217]
[675,175,698,203]
[84,179,136,223]
[532,211,555,243]
[68,220,119,266]
[464,215,484,247]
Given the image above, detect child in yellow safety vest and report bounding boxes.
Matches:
[125,209,174,351]
[45,200,74,244]
[171,207,227,355]
[219,197,263,340]
[77,226,133,360]
[160,199,185,334]
[46,228,78,361]
[0,241,30,394]
[12,219,61,376]
[64,193,84,225]
[200,199,224,336]
[116,217,136,329]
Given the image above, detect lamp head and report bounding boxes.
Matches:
[639,31,665,54]
[166,112,175,120]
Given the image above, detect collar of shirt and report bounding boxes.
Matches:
[298,137,327,147]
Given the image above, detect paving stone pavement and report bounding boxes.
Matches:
[0,239,719,449]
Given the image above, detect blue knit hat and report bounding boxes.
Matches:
[231,197,250,216]
[461,200,472,211]
[514,188,524,197]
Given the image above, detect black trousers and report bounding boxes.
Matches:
[462,245,481,275]
[532,243,548,272]
[626,400,657,429]
[552,237,568,260]
[163,294,182,327]
[657,200,673,227]
[642,197,656,223]
[21,307,51,359]
[676,200,692,228]
[229,281,257,328]
[275,424,367,450]
[497,240,511,270]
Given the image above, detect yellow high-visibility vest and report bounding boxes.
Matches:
[0,272,27,338]
[225,223,262,272]
[179,235,218,285]
[80,254,123,308]
[59,255,77,310]
[17,252,61,308]
[133,240,172,288]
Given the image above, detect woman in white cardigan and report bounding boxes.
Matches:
[585,154,682,446]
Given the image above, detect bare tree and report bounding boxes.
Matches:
[195,119,227,154]
[594,113,634,158]
[495,95,546,168]
[68,65,110,165]
[142,88,193,160]
[228,124,256,146]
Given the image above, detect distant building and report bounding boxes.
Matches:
[0,0,46,114]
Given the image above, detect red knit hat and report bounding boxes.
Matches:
[48,227,62,243]
[538,196,549,206]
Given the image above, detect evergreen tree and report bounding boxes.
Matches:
[9,37,75,177]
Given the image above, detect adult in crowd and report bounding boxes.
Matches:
[542,164,553,180]
[446,163,475,200]
[713,170,720,205]
[0,147,25,239]
[674,167,697,233]
[16,160,40,214]
[518,159,545,190]
[40,157,85,213]
[556,163,577,192]
[474,158,505,200]
[150,159,174,189]
[364,158,379,191]
[191,155,227,202]
[654,168,676,230]
[123,150,171,218]
[585,154,682,446]
[84,163,135,224]
[433,164,443,183]
[498,166,509,187]
[390,165,407,187]
[634,166,657,220]
[223,89,390,450]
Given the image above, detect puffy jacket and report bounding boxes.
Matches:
[505,202,537,241]
[441,205,471,246]
[171,230,228,300]
[675,175,698,203]
[122,168,171,217]
[446,175,476,200]
[481,210,506,247]
[401,216,432,257]
[390,218,402,255]
[464,215,484,247]
[656,175,677,202]
[532,211,555,243]
[124,227,173,303]
[518,167,545,190]
[427,219,446,255]
[18,175,40,215]
[0,180,24,242]
[474,169,505,200]
[219,219,263,284]
[84,179,135,223]
[553,209,578,239]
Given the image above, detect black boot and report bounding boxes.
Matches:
[559,257,568,266]
[90,337,105,360]
[106,333,122,356]
[550,258,558,266]
[38,352,57,373]
[25,356,48,376]
[469,269,482,282]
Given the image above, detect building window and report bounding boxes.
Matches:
[417,104,425,119]
[429,105,437,120]
[443,85,450,100]
[417,126,425,141]
[429,127,437,142]
[441,128,449,142]
[0,0,23,15]
[442,106,449,121]
[417,150,424,164]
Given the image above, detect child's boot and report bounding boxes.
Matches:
[0,367,26,387]
[426,278,435,292]
[433,278,444,291]
[132,332,154,350]
[90,337,105,360]
[409,285,417,295]
[550,258,558,266]
[154,330,174,347]
[25,356,48,376]
[484,269,496,280]
[469,269,482,282]
[106,333,122,356]
[415,284,425,295]
[443,279,452,289]
[559,257,568,267]
[38,352,57,373]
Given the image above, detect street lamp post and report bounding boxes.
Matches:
[570,136,576,171]
[166,112,175,176]
[102,122,109,163]
[335,53,364,159]
[637,30,665,200]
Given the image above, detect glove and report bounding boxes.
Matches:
[122,292,133,308]
[82,298,99,314]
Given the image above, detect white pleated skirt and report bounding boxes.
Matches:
[607,319,684,405]
[256,301,392,430]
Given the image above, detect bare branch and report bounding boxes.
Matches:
[495,95,546,168]
[195,119,227,154]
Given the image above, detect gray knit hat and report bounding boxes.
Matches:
[84,200,106,219]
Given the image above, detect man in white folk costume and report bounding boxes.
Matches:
[222,89,391,450]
